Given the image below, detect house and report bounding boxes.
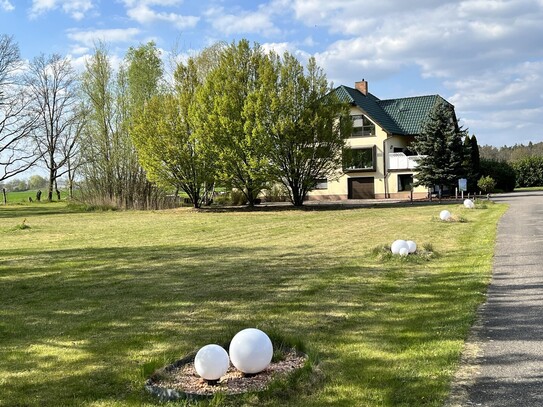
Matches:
[307,79,458,200]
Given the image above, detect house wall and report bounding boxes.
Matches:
[307,106,426,201]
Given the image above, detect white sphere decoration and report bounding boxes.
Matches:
[406,240,417,253]
[194,344,230,381]
[229,328,273,374]
[464,199,475,209]
[391,239,409,255]
[440,210,451,221]
[399,247,409,257]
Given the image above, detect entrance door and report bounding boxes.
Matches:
[348,177,375,199]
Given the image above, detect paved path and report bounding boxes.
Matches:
[453,191,543,406]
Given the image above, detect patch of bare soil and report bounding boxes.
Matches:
[146,349,307,400]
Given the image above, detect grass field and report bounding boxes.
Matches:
[1,189,68,204]
[0,201,506,406]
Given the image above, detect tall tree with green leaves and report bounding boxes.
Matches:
[132,56,216,208]
[463,134,481,192]
[263,53,352,206]
[193,40,272,206]
[411,100,466,195]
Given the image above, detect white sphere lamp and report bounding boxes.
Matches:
[391,239,409,255]
[440,210,451,221]
[399,247,409,257]
[229,328,273,374]
[464,199,474,209]
[406,240,417,253]
[194,344,230,382]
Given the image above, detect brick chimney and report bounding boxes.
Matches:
[355,79,368,95]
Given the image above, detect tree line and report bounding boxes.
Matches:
[0,36,351,208]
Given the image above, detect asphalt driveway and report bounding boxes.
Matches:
[448,191,543,406]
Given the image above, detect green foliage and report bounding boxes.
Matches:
[463,135,481,192]
[194,40,272,207]
[27,175,47,190]
[477,175,496,193]
[512,156,543,187]
[411,101,466,193]
[264,54,352,206]
[480,158,516,192]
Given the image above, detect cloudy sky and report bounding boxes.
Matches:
[1,0,542,147]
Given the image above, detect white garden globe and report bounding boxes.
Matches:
[391,239,409,255]
[229,328,273,374]
[399,247,409,257]
[464,199,474,209]
[406,240,417,254]
[194,344,230,381]
[439,210,451,221]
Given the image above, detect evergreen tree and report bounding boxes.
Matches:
[463,134,481,192]
[411,100,465,195]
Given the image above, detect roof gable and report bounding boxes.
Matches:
[333,85,454,136]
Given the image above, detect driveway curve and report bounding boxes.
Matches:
[449,191,543,406]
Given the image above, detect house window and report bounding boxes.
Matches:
[398,174,413,191]
[351,115,375,137]
[315,179,328,190]
[343,147,376,171]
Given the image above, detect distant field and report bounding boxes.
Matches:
[1,189,68,203]
[0,201,506,406]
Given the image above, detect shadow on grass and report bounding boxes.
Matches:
[0,241,488,406]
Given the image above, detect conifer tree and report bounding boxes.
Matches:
[411,100,465,196]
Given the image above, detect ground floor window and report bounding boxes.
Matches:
[398,174,413,191]
[315,179,328,189]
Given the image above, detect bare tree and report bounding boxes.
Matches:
[0,35,39,187]
[25,53,81,201]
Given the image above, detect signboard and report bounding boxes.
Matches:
[458,178,467,192]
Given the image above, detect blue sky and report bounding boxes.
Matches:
[1,0,543,147]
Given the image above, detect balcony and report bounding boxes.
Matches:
[388,152,425,170]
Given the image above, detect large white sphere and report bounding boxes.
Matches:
[229,328,273,374]
[391,239,409,255]
[399,247,409,257]
[440,210,451,221]
[194,344,230,381]
[464,199,475,209]
[406,240,417,253]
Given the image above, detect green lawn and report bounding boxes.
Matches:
[0,201,506,406]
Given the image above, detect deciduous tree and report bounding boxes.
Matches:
[0,35,39,183]
[264,53,352,206]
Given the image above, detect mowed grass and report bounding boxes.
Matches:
[0,201,506,406]
[1,190,68,204]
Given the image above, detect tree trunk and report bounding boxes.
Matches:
[2,188,6,205]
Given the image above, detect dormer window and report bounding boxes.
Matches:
[351,115,375,137]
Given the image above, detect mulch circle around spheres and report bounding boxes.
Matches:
[145,348,308,402]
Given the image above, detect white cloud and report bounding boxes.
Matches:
[67,28,141,47]
[29,0,95,20]
[1,0,14,11]
[126,4,199,29]
[120,0,199,29]
[204,5,281,37]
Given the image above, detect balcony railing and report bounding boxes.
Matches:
[388,153,425,170]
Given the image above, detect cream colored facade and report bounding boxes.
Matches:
[307,106,429,201]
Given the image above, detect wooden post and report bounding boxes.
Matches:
[2,188,6,205]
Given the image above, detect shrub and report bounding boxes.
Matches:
[480,158,516,192]
[477,175,496,194]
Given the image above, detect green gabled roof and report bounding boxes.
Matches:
[378,95,451,136]
[334,85,453,136]
[335,85,404,134]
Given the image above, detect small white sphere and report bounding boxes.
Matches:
[399,247,409,256]
[229,328,273,374]
[194,344,230,381]
[391,239,409,255]
[406,240,417,253]
[464,199,474,209]
[440,210,451,221]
